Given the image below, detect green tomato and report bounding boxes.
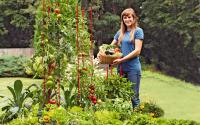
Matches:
[47,75,54,81]
[46,80,54,88]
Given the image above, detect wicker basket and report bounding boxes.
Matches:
[98,51,122,64]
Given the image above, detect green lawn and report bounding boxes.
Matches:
[0,71,200,122]
[140,70,200,122]
[0,77,42,115]
[0,77,42,96]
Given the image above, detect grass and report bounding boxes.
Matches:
[140,70,200,122]
[0,77,42,96]
[0,77,42,115]
[0,71,200,122]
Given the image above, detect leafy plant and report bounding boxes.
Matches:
[95,98,132,121]
[94,110,123,125]
[102,74,134,101]
[61,80,76,109]
[134,102,164,118]
[33,0,93,108]
[0,80,42,123]
[0,56,29,77]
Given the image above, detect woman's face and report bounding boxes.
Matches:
[123,14,134,28]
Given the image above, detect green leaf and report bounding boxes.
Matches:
[14,80,23,104]
[7,86,17,103]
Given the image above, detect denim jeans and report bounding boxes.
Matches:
[121,71,141,108]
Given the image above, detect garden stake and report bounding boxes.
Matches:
[89,6,97,105]
[57,77,61,107]
[75,3,81,103]
[57,2,61,107]
[89,6,94,82]
[81,7,85,66]
[110,64,113,75]
[106,64,113,80]
[42,0,46,100]
[106,64,109,80]
[120,65,123,77]
[81,7,86,90]
[89,6,93,69]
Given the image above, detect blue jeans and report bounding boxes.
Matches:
[121,71,141,108]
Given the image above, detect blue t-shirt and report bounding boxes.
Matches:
[114,27,144,74]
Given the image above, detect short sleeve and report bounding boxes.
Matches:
[114,31,120,41]
[135,28,144,40]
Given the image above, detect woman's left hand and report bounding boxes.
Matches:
[112,58,123,65]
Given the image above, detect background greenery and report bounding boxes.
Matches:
[0,0,38,48]
[1,70,200,122]
[0,56,29,77]
[0,0,199,84]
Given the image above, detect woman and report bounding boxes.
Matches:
[111,8,144,108]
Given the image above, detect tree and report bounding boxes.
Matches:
[0,0,38,48]
[141,0,200,84]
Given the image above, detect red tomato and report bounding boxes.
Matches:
[48,99,56,104]
[114,48,121,53]
[91,95,97,101]
[92,100,97,104]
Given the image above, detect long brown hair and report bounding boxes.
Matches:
[118,8,138,46]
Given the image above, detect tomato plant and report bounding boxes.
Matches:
[34,0,92,107]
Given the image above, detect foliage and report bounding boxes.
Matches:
[0,0,39,48]
[167,119,200,125]
[95,98,133,121]
[41,106,95,125]
[0,80,34,123]
[94,110,123,125]
[6,117,39,125]
[7,105,200,125]
[60,76,76,109]
[102,74,134,101]
[141,0,200,84]
[33,0,92,107]
[24,56,45,78]
[134,102,164,118]
[128,113,157,125]
[0,56,29,77]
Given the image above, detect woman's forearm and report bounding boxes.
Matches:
[121,49,141,62]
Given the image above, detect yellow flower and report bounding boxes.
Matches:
[140,104,145,109]
[43,115,50,123]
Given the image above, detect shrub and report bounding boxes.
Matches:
[0,80,41,123]
[102,74,134,101]
[167,119,200,125]
[134,102,164,118]
[0,56,29,77]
